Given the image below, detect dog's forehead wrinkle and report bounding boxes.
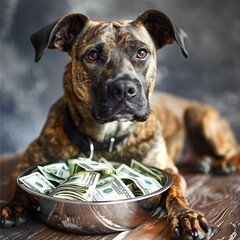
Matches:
[76,22,110,46]
[90,22,151,47]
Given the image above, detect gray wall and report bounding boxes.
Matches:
[1,0,240,156]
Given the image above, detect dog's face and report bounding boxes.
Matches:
[31,10,188,124]
[71,21,157,123]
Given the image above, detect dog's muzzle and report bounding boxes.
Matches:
[92,75,150,123]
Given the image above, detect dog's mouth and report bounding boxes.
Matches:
[92,101,150,124]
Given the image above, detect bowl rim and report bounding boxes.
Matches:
[17,162,172,205]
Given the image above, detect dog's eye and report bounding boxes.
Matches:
[136,48,148,59]
[87,50,99,62]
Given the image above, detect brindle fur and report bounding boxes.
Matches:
[1,10,240,240]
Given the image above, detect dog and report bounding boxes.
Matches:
[1,10,240,240]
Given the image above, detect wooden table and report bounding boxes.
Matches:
[1,155,239,239]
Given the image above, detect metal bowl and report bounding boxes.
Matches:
[17,163,172,234]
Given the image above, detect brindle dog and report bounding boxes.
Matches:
[1,10,240,240]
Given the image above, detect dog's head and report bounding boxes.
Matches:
[31,10,188,124]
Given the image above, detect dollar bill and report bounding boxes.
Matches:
[98,157,114,168]
[125,182,143,197]
[19,172,55,194]
[92,174,135,201]
[68,157,92,174]
[116,163,142,178]
[50,171,100,201]
[44,162,70,179]
[130,159,164,185]
[69,159,115,175]
[117,164,162,195]
[38,166,64,184]
[51,188,90,201]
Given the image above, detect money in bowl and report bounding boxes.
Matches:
[17,158,172,234]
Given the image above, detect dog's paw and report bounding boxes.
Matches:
[169,209,211,240]
[1,205,27,228]
[212,159,236,175]
[213,164,235,175]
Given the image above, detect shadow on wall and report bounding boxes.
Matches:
[1,0,240,156]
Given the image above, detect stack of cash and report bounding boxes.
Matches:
[19,158,164,202]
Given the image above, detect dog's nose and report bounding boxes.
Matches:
[110,80,137,101]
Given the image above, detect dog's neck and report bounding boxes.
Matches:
[67,103,133,142]
[63,62,135,142]
[93,121,133,142]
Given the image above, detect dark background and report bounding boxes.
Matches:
[1,0,240,157]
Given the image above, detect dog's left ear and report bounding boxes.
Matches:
[31,13,89,62]
[132,10,188,58]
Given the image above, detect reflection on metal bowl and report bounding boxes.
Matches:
[17,163,172,234]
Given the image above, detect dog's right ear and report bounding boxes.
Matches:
[31,14,89,62]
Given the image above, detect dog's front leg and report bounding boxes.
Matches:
[1,139,49,228]
[141,136,210,239]
[1,172,29,228]
[165,167,211,240]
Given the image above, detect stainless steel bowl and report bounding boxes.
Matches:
[17,163,172,234]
